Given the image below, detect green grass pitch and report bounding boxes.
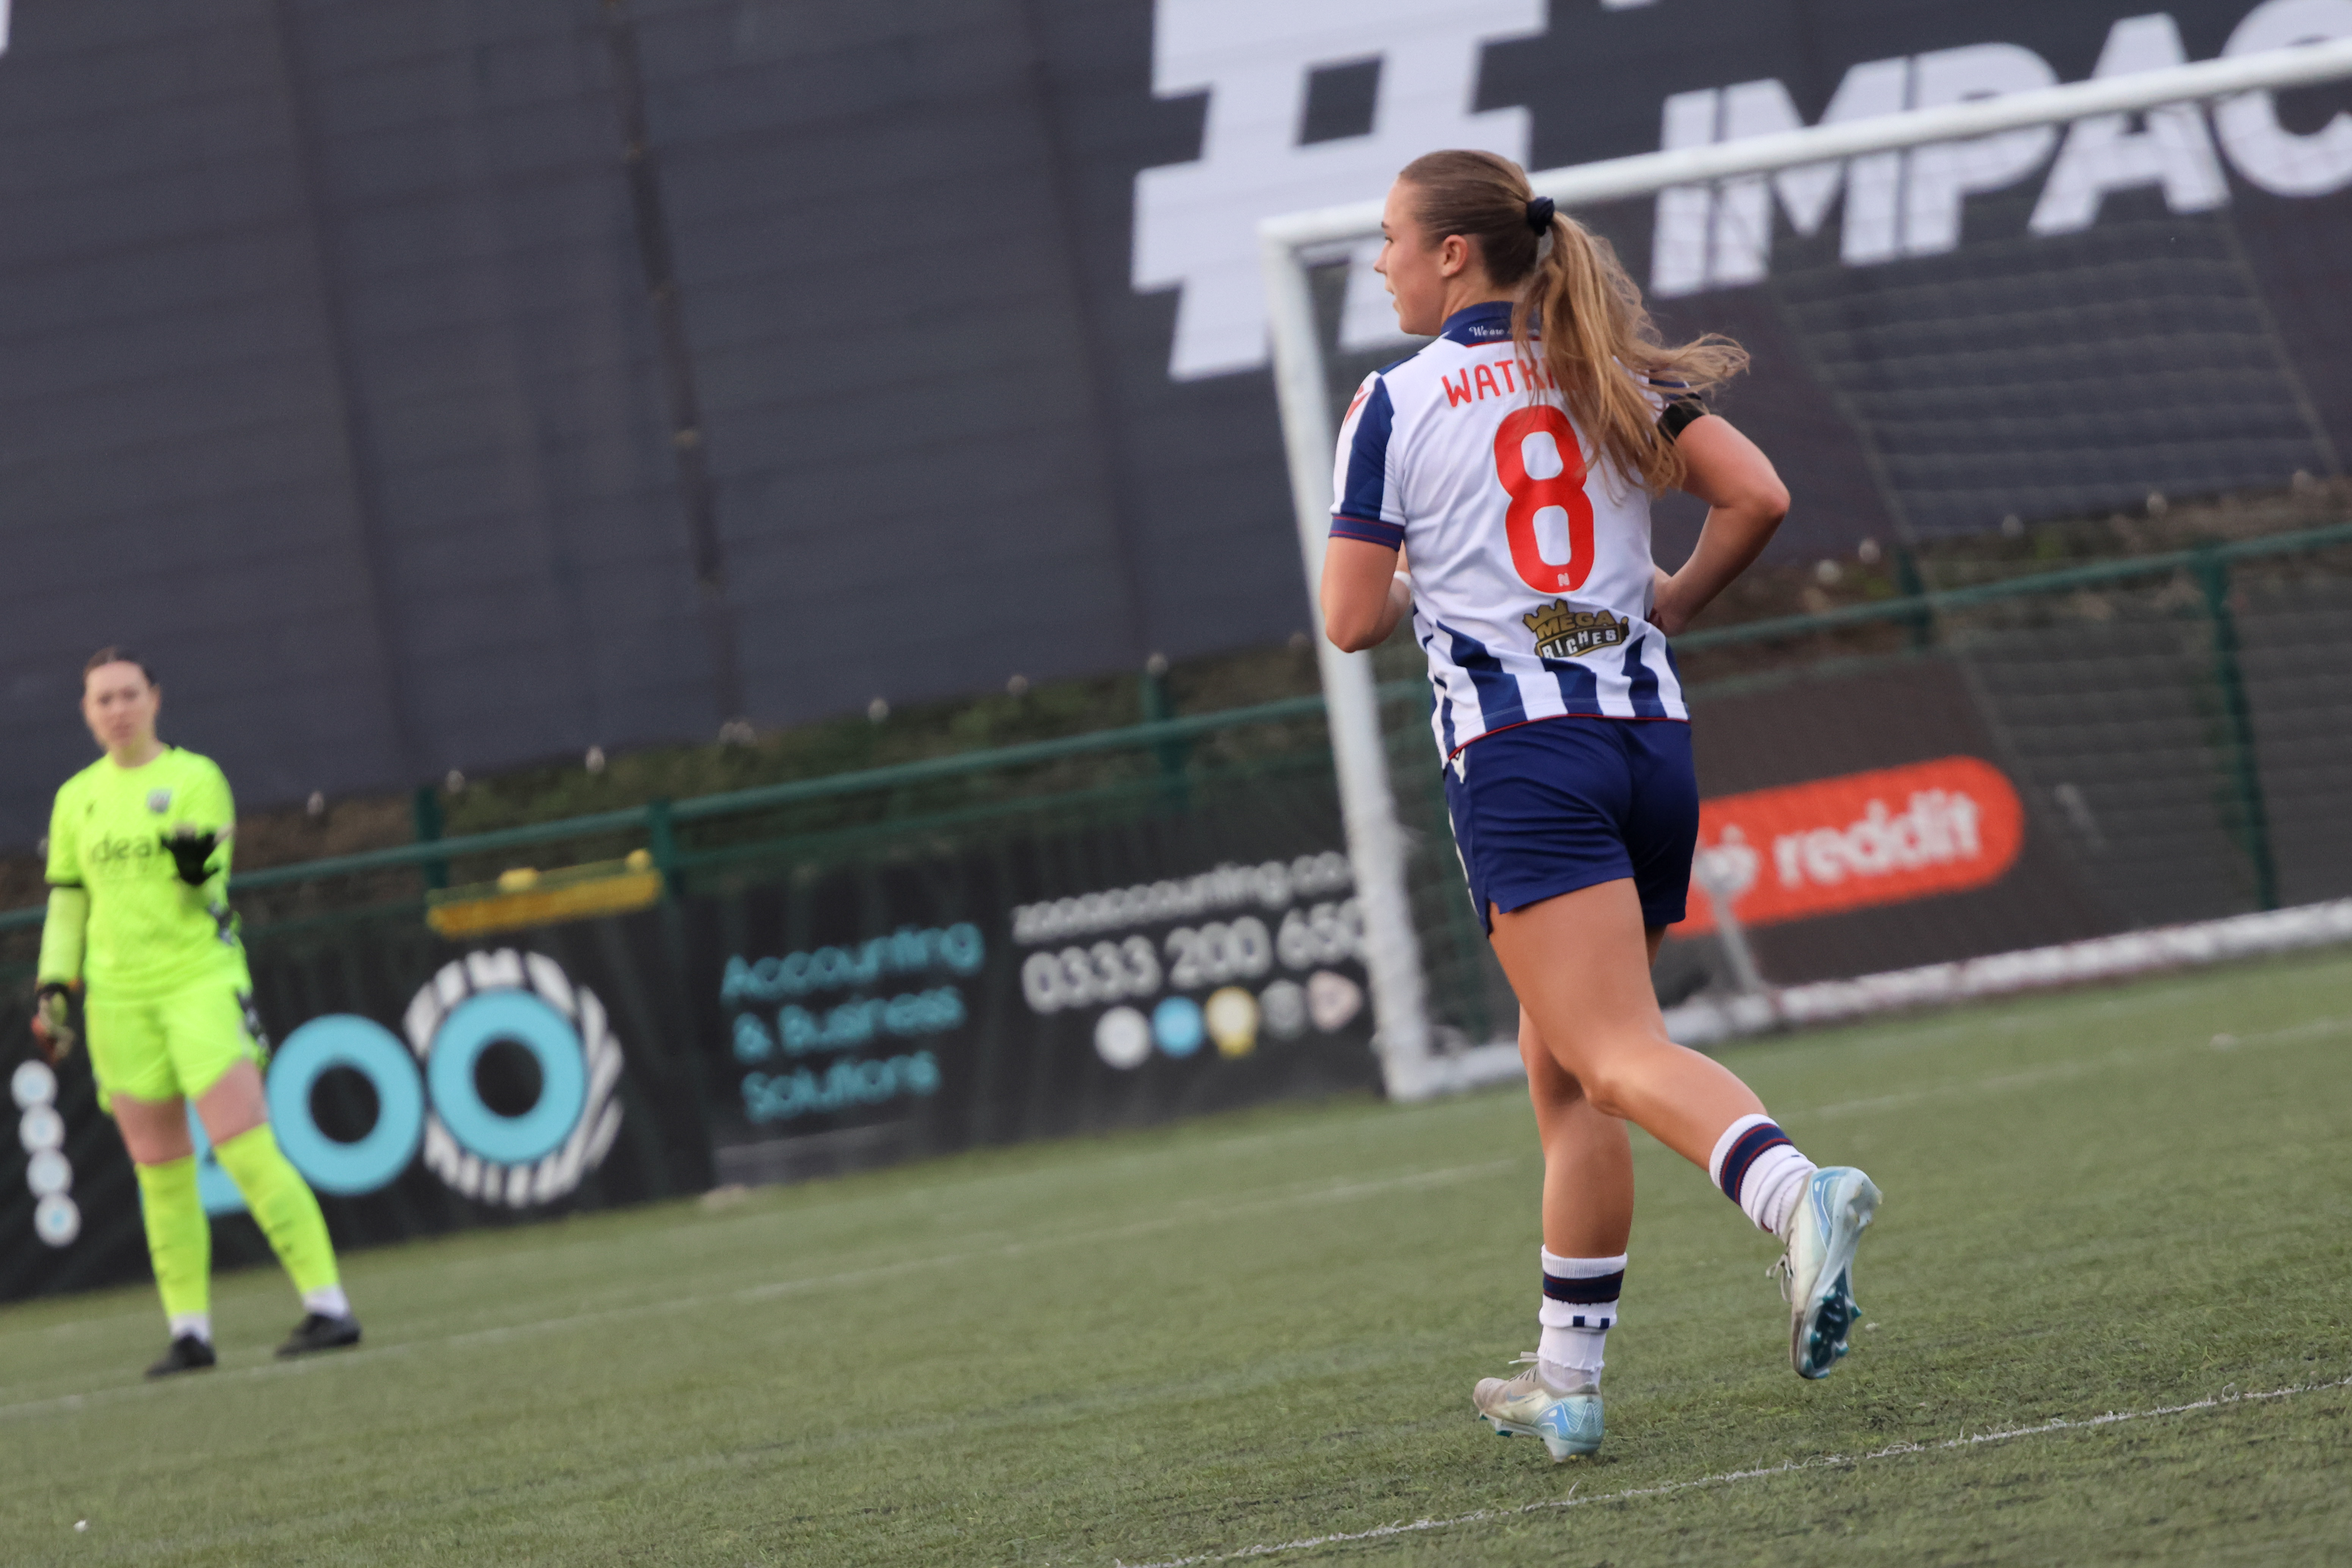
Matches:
[2,950,2347,1565]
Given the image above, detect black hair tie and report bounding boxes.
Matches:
[1525,195,1555,233]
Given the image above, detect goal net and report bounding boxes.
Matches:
[1259,36,2352,1099]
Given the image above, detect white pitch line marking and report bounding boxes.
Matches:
[0,1158,1518,1422]
[1805,1011,2352,1121]
[1113,1373,2352,1568]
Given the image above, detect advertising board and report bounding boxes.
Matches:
[685,785,1382,1187]
[0,778,1382,1300]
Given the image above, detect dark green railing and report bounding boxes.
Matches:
[1673,520,2352,649]
[1677,520,2352,912]
[5,519,2346,934]
[0,692,1342,933]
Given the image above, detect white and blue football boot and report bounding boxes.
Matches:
[1473,1355,1602,1461]
[1776,1165,1881,1380]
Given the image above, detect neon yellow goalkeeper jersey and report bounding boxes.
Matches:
[45,748,249,1001]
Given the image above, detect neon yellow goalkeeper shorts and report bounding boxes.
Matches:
[84,983,267,1111]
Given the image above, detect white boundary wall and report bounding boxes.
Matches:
[1667,896,2352,1049]
[1257,38,2352,1102]
[1411,898,2352,1097]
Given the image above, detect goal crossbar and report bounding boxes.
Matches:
[1258,37,2352,1102]
[1262,35,2352,250]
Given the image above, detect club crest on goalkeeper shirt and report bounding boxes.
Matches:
[1327,300,1685,763]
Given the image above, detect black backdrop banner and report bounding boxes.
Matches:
[4,0,2350,842]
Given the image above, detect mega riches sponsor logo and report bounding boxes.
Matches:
[1013,853,1369,1069]
[1682,757,2025,935]
[1524,601,1631,661]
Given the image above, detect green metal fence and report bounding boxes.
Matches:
[1375,519,2352,1020]
[0,695,1352,969]
[1659,523,2352,920]
[8,521,2352,1038]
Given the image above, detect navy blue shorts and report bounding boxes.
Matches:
[1441,717,1700,934]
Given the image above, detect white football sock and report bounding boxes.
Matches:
[1708,1114,1818,1239]
[1752,1149,1816,1239]
[1537,1248,1623,1388]
[168,1312,212,1345]
[302,1284,351,1320]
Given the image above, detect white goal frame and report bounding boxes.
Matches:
[1258,37,2352,1103]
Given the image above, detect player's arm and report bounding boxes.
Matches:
[1322,539,1414,652]
[1323,370,1413,652]
[1651,413,1789,637]
[32,889,87,1064]
[32,796,86,1063]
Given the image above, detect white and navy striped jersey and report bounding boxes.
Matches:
[1330,301,1696,762]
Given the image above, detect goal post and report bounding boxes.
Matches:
[1259,36,2352,1103]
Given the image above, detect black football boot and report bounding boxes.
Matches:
[145,1334,218,1379]
[275,1313,363,1358]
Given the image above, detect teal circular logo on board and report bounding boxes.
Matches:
[1151,996,1204,1057]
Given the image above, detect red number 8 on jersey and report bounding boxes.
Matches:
[1493,406,1594,593]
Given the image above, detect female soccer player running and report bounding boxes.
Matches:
[1321,152,1880,1460]
[31,650,360,1377]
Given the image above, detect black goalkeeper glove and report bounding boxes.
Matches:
[31,983,76,1066]
[162,828,221,887]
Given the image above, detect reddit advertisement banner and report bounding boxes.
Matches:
[1682,757,2027,936]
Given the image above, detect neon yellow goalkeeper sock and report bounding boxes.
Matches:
[134,1157,210,1326]
[213,1125,342,1297]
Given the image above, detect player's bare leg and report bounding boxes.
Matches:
[1475,1008,1633,1457]
[1490,883,1762,1165]
[1524,1012,1632,1257]
[1489,880,1880,1380]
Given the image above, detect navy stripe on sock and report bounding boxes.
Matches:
[1718,1123,1792,1204]
[1542,1269,1625,1305]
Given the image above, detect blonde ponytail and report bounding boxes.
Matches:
[1399,150,1747,494]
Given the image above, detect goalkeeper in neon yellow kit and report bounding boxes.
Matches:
[32,649,360,1377]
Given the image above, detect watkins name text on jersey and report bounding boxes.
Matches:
[1330,301,1687,763]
